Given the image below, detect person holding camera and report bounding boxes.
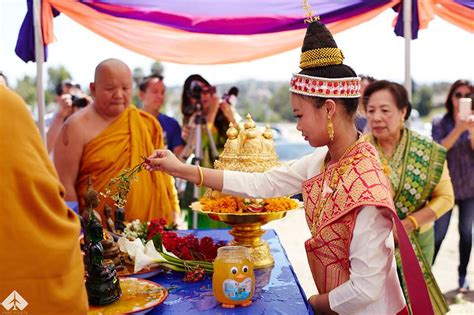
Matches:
[139,74,185,156]
[46,80,90,153]
[432,79,474,292]
[180,74,239,165]
[179,75,239,228]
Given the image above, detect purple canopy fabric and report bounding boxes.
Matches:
[15,0,59,62]
[81,0,392,35]
[455,0,474,9]
[394,0,420,39]
[15,0,47,62]
[15,0,473,63]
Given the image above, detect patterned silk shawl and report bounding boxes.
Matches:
[365,129,448,315]
[302,140,434,315]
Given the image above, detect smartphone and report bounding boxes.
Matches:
[459,98,472,120]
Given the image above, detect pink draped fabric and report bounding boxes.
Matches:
[41,0,398,64]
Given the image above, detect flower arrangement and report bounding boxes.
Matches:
[199,196,299,214]
[264,197,299,212]
[120,218,225,282]
[200,196,238,213]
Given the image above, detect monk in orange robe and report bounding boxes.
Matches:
[0,86,87,314]
[54,58,179,225]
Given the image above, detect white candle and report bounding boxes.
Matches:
[459,98,472,120]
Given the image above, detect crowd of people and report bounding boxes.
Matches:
[1,12,473,315]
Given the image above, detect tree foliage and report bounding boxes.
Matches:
[14,75,37,106]
[268,84,293,122]
[150,61,164,76]
[47,65,72,93]
[414,85,433,117]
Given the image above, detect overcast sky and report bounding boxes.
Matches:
[1,0,473,89]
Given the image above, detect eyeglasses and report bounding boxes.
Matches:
[454,92,472,99]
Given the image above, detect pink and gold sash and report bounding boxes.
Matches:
[302,141,433,315]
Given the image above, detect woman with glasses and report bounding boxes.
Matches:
[363,80,454,314]
[432,79,474,292]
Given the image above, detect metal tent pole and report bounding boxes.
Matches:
[33,0,46,142]
[404,0,412,102]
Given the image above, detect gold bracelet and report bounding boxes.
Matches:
[196,165,204,187]
[406,215,419,230]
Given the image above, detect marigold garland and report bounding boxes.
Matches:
[200,196,298,213]
[263,198,299,212]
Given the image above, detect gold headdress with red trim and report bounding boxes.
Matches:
[289,0,361,98]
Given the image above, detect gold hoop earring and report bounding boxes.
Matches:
[327,117,334,141]
[400,117,405,130]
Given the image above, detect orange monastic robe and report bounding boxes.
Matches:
[302,141,394,294]
[0,86,87,314]
[76,106,179,224]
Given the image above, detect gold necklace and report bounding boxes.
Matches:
[322,135,363,189]
[311,136,362,231]
[373,139,391,177]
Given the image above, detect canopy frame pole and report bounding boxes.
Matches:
[33,0,46,142]
[404,0,412,102]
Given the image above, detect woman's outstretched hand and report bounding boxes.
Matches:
[144,149,183,177]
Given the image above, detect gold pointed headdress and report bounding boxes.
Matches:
[290,0,360,98]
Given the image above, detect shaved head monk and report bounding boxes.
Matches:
[54,58,179,224]
[0,86,87,314]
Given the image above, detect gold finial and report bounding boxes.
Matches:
[246,128,258,139]
[226,123,239,139]
[263,125,273,140]
[244,113,256,129]
[302,0,320,24]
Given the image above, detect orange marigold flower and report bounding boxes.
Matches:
[200,196,238,213]
[263,198,299,212]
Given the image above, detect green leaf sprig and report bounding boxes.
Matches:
[101,156,148,209]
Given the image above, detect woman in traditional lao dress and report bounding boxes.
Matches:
[145,16,433,315]
[363,80,454,314]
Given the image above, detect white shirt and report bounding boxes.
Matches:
[223,148,406,314]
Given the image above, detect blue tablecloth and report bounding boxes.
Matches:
[149,229,313,315]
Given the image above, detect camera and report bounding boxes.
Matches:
[183,81,217,116]
[55,81,88,108]
[222,87,239,106]
[71,95,88,108]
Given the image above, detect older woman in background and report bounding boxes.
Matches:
[432,79,474,292]
[363,80,454,314]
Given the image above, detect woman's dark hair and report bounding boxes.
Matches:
[299,64,359,118]
[139,74,164,92]
[296,21,359,118]
[360,74,376,84]
[0,71,9,87]
[362,80,412,121]
[444,79,472,117]
[181,74,211,124]
[181,74,229,147]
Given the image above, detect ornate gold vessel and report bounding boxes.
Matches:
[192,203,294,268]
[194,114,300,268]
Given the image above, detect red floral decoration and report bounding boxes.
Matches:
[146,218,225,262]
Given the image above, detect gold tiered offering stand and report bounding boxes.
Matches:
[192,114,300,269]
[192,204,293,268]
